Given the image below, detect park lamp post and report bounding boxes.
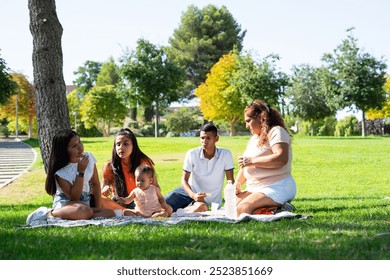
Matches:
[73,111,78,133]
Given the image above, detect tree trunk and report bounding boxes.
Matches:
[29,0,69,171]
[230,121,235,137]
[130,107,137,121]
[107,122,111,137]
[361,110,366,137]
[311,119,315,136]
[28,114,33,138]
[144,107,153,122]
[154,101,159,137]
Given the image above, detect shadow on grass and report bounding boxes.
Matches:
[22,138,39,148]
[1,200,389,260]
[2,217,389,260]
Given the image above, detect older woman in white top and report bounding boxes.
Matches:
[234,100,297,216]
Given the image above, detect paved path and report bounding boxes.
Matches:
[0,138,36,189]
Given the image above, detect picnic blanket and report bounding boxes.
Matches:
[21,208,311,228]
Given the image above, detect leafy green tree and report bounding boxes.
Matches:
[318,116,337,136]
[165,107,200,135]
[120,39,184,136]
[0,73,36,137]
[287,64,335,136]
[335,115,359,137]
[73,60,102,95]
[80,85,127,136]
[66,89,81,117]
[167,4,246,98]
[322,28,387,136]
[96,57,120,86]
[0,52,17,105]
[196,53,246,136]
[366,75,390,119]
[196,52,287,136]
[29,0,69,170]
[66,89,82,131]
[234,53,288,108]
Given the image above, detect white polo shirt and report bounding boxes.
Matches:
[183,146,234,206]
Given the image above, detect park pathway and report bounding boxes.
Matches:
[0,138,36,189]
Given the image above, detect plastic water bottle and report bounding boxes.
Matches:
[224,180,237,219]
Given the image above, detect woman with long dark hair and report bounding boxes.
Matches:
[30,129,115,221]
[100,128,157,211]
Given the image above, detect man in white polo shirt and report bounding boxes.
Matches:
[165,123,235,212]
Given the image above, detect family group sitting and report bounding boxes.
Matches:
[28,99,297,222]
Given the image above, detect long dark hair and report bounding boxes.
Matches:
[245,100,289,146]
[111,128,154,197]
[45,129,78,196]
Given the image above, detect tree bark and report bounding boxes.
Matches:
[311,119,315,136]
[144,107,154,122]
[29,0,69,171]
[361,110,366,137]
[130,107,137,121]
[154,101,159,137]
[230,121,235,137]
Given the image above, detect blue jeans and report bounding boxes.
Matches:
[165,187,194,212]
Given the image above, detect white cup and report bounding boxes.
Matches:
[114,209,123,217]
[211,202,219,213]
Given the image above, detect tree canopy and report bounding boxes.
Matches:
[366,75,390,119]
[322,28,387,136]
[0,52,17,105]
[0,73,36,137]
[80,85,127,137]
[167,4,246,98]
[165,107,200,135]
[120,38,184,135]
[287,64,335,135]
[195,52,244,136]
[233,53,288,107]
[73,60,102,96]
[196,52,287,136]
[96,57,120,86]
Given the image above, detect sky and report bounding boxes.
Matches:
[1,0,389,118]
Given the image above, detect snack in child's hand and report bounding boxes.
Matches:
[78,153,88,162]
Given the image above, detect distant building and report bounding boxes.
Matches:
[66,85,76,95]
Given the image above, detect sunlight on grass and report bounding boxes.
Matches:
[1,136,389,260]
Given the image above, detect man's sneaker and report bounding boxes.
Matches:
[26,206,51,224]
[276,202,296,213]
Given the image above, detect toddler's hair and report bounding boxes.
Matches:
[135,165,154,177]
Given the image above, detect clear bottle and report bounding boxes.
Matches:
[224,180,237,219]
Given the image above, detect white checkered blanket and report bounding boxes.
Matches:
[22,208,311,228]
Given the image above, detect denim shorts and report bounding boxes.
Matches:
[164,187,194,212]
[52,191,91,210]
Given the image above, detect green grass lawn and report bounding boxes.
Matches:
[0,136,389,260]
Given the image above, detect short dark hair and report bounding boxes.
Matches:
[201,123,218,135]
[135,165,154,178]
